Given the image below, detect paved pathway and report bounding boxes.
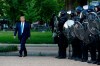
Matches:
[0,44,98,66]
[0,56,98,66]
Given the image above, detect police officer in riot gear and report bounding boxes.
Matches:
[66,8,83,61]
[56,10,68,59]
[96,7,100,66]
[67,10,76,60]
[50,13,59,44]
[86,5,97,64]
[70,6,83,61]
[79,5,97,63]
[91,2,100,65]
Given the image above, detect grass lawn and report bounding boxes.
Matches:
[0,31,53,44]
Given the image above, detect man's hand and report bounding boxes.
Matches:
[14,36,16,39]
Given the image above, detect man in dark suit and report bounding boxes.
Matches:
[14,16,30,57]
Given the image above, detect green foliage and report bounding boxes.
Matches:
[0,45,18,52]
[0,0,64,24]
[0,0,89,24]
[24,0,61,23]
[57,0,65,9]
[0,31,53,44]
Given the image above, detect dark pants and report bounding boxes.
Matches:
[71,37,82,59]
[82,43,88,60]
[54,35,59,44]
[94,35,100,62]
[89,44,96,61]
[97,43,100,62]
[82,42,96,61]
[18,35,28,56]
[58,33,68,58]
[96,38,100,62]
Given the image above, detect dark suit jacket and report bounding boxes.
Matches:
[14,22,30,39]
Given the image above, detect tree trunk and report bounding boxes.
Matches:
[65,0,88,10]
[65,0,77,10]
[77,0,87,7]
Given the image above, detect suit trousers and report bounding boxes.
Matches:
[18,35,28,55]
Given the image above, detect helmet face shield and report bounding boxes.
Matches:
[90,1,100,7]
[67,11,72,15]
[76,6,83,13]
[83,5,89,10]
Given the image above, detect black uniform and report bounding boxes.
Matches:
[58,33,68,58]
[97,36,100,64]
[70,14,82,60]
[82,36,96,62]
[96,10,100,65]
[80,10,97,62]
[50,14,59,44]
[56,10,68,59]
[71,37,82,60]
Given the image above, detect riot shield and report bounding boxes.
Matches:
[73,21,85,41]
[87,12,100,35]
[63,20,75,39]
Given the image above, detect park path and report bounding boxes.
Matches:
[0,56,98,66]
[0,44,98,66]
[0,44,58,56]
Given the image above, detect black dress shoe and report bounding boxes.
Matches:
[92,61,97,64]
[55,56,66,59]
[19,55,22,57]
[57,57,66,59]
[69,57,75,60]
[97,62,100,65]
[87,60,96,64]
[55,56,60,58]
[74,58,81,61]
[23,55,27,57]
[87,60,93,63]
[68,57,72,59]
[81,59,87,62]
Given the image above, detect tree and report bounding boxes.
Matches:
[57,0,65,9]
[66,0,76,10]
[0,0,5,17]
[3,0,29,24]
[3,0,20,25]
[1,0,62,24]
[64,0,88,10]
[25,0,60,23]
[0,0,90,25]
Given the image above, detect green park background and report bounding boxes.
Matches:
[0,0,97,52]
[0,31,53,44]
[0,0,95,44]
[0,0,92,24]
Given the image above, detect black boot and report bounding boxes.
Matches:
[19,50,22,57]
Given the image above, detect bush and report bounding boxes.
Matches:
[0,45,18,52]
